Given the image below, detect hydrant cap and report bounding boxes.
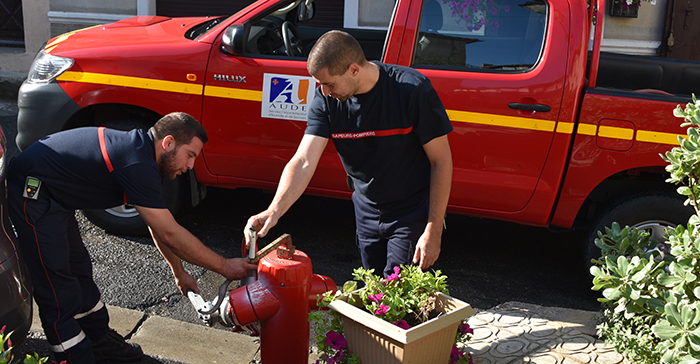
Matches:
[259,249,313,287]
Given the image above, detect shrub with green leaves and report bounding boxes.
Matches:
[590,95,700,363]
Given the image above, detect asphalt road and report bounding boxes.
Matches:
[0,98,601,336]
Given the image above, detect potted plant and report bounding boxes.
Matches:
[309,265,475,364]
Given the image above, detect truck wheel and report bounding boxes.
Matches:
[584,192,694,271]
[82,169,187,236]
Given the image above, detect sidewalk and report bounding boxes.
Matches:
[25,301,626,364]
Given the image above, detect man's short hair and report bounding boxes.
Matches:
[308,30,367,76]
[152,112,208,145]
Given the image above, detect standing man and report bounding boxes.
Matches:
[245,30,453,277]
[8,112,257,364]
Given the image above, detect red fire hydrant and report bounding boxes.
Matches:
[188,234,336,364]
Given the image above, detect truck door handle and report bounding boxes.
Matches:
[508,103,551,112]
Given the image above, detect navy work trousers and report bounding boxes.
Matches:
[352,192,429,277]
[8,178,108,364]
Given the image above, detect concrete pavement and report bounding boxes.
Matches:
[23,300,626,364]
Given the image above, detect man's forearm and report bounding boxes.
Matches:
[427,161,452,234]
[150,227,186,276]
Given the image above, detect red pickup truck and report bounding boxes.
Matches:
[15,0,699,267]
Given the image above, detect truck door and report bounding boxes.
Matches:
[391,0,569,215]
[200,1,364,194]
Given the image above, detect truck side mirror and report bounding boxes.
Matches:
[221,24,246,55]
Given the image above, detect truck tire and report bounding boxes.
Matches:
[584,191,694,271]
[82,173,187,236]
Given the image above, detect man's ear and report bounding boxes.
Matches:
[161,135,176,152]
[348,63,360,77]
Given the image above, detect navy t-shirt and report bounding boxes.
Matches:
[306,62,453,209]
[9,127,167,210]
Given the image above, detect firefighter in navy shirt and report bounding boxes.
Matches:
[245,30,453,277]
[8,112,257,363]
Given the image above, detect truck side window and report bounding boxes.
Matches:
[413,0,547,71]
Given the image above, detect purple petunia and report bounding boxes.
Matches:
[386,266,401,282]
[367,292,384,303]
[374,304,390,316]
[393,320,410,329]
[327,351,346,364]
[450,345,467,362]
[459,322,474,335]
[325,330,347,350]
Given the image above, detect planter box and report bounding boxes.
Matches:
[328,293,475,364]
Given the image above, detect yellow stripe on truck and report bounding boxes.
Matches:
[56,71,682,146]
[448,109,556,132]
[203,85,262,102]
[57,71,203,95]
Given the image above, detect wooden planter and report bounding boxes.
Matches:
[610,0,639,18]
[328,293,475,364]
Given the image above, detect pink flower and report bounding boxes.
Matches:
[325,330,347,350]
[393,320,410,329]
[459,322,473,335]
[328,351,346,364]
[450,345,462,359]
[386,266,401,282]
[450,345,468,363]
[367,292,384,303]
[0,325,5,334]
[504,5,510,11]
[491,7,497,15]
[374,304,390,316]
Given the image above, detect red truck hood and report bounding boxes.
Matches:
[44,15,216,55]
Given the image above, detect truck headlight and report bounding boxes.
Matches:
[26,51,74,84]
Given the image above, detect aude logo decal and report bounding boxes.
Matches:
[261,73,315,121]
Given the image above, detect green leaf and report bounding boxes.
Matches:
[688,333,700,352]
[603,287,622,300]
[659,272,683,287]
[666,303,684,328]
[654,321,681,340]
[679,357,700,364]
[617,255,629,275]
[342,280,357,294]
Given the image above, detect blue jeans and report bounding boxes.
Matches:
[352,192,429,277]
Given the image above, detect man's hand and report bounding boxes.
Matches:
[244,211,278,249]
[174,270,199,296]
[412,226,442,270]
[222,257,258,280]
